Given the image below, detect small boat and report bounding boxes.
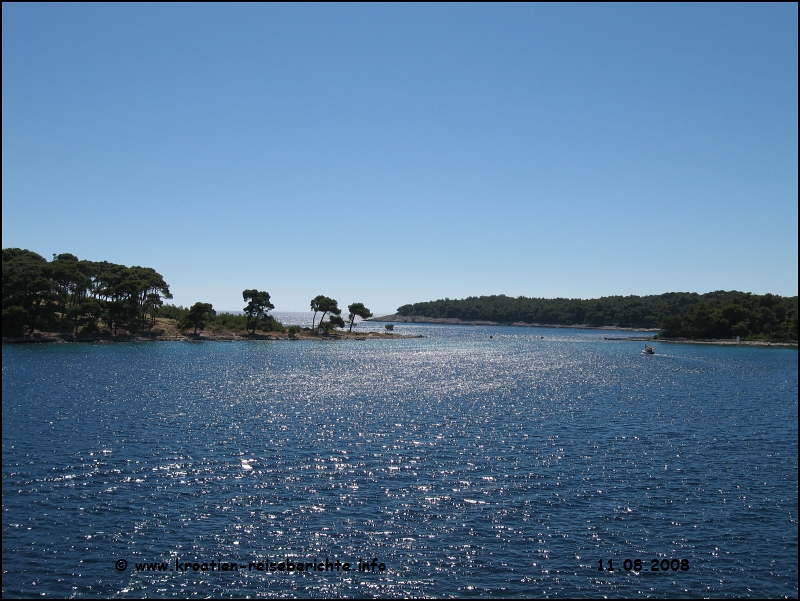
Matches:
[642,345,655,355]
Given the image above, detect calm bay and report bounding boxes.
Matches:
[2,322,797,598]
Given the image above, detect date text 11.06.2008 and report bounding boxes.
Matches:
[598,558,689,572]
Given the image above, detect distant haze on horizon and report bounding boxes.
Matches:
[3,4,797,312]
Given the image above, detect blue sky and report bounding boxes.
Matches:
[3,3,797,313]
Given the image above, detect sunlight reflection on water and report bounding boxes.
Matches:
[2,326,797,597]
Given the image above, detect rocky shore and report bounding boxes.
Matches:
[2,332,420,343]
[3,318,422,344]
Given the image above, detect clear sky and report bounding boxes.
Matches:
[3,4,797,313]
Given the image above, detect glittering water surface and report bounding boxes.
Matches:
[2,325,797,598]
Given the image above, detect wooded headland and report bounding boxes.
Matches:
[1,248,389,340]
[385,292,798,342]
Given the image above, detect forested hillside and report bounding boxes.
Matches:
[397,292,798,341]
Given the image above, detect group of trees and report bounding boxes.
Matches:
[158,289,285,336]
[310,295,373,333]
[311,295,343,331]
[166,294,373,336]
[3,248,172,337]
[397,291,798,341]
[1,249,290,338]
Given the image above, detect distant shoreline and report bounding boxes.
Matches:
[368,313,659,332]
[603,336,797,349]
[369,315,797,348]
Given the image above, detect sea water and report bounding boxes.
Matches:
[2,323,797,598]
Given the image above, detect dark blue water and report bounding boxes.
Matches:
[2,325,797,598]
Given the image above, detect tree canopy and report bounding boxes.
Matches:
[320,314,346,333]
[347,302,373,332]
[3,248,172,337]
[182,302,216,335]
[310,295,341,331]
[243,289,275,334]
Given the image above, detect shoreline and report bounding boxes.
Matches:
[604,335,796,348]
[2,331,421,344]
[4,323,795,349]
[654,337,796,348]
[369,313,659,332]
[2,316,421,344]
[369,315,797,348]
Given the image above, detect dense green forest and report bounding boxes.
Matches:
[1,248,286,336]
[397,291,798,341]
